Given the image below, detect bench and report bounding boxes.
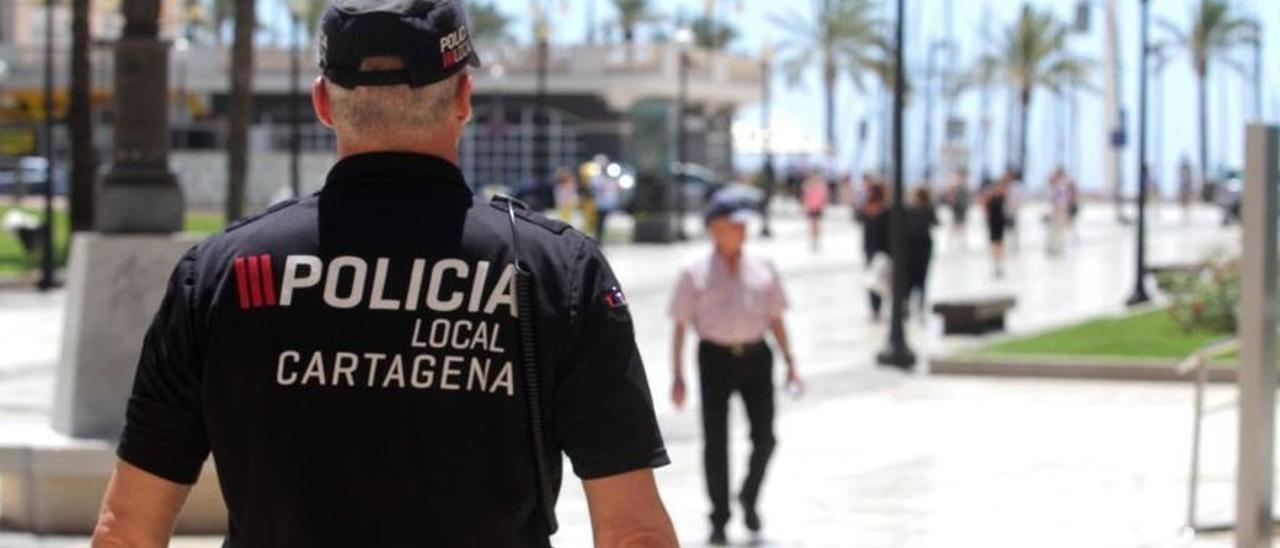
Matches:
[933,296,1017,335]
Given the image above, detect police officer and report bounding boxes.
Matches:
[669,193,804,545]
[92,1,677,546]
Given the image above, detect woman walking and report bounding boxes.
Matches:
[859,182,891,321]
[802,173,830,252]
[982,174,1011,278]
[905,187,939,316]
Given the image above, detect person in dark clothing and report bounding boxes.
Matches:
[905,187,939,316]
[982,174,1011,278]
[859,182,890,321]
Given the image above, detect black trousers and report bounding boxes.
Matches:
[698,341,777,528]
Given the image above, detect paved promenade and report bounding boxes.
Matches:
[0,201,1249,546]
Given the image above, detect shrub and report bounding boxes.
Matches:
[1163,253,1239,334]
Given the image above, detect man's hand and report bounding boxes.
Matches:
[92,460,192,548]
[785,361,806,398]
[584,469,678,548]
[671,377,687,411]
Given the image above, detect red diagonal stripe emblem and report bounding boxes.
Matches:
[259,254,277,306]
[232,257,251,309]
[246,255,264,308]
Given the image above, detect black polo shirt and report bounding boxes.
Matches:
[117,153,669,547]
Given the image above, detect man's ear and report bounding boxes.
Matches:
[455,73,473,124]
[313,77,335,128]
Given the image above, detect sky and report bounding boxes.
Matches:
[264,0,1280,195]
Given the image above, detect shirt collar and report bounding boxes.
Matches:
[323,152,471,194]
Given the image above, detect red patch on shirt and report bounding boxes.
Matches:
[604,286,628,308]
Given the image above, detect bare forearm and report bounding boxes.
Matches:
[92,460,191,548]
[671,322,686,380]
[598,528,680,548]
[770,317,794,369]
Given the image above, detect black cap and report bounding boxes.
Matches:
[320,0,481,89]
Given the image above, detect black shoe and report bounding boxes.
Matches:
[739,494,762,533]
[709,525,728,545]
[744,508,761,533]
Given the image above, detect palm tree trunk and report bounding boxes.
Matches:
[226,0,254,222]
[1197,69,1208,201]
[823,57,836,157]
[1017,88,1031,178]
[69,0,95,231]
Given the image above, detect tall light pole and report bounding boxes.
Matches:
[1128,0,1151,306]
[286,0,307,199]
[877,0,915,370]
[760,42,774,238]
[37,0,58,291]
[674,26,694,241]
[533,1,550,200]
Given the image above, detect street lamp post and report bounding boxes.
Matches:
[1127,0,1151,306]
[761,42,774,239]
[37,0,57,291]
[877,0,915,369]
[533,1,550,201]
[674,26,694,241]
[286,0,306,199]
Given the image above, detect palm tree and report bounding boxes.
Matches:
[979,5,1089,176]
[68,0,94,231]
[691,15,737,51]
[1160,0,1258,198]
[611,0,660,63]
[225,0,254,222]
[772,0,887,156]
[467,2,512,43]
[613,0,655,44]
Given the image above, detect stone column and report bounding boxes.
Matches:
[96,0,183,233]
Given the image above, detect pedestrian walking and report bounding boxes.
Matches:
[802,172,830,252]
[1046,167,1071,257]
[859,182,891,321]
[590,155,624,244]
[944,167,971,249]
[1178,156,1194,222]
[554,167,580,224]
[669,192,804,545]
[982,173,1011,278]
[92,2,677,546]
[1003,169,1023,252]
[905,187,938,317]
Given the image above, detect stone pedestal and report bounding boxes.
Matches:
[0,424,226,534]
[53,233,200,439]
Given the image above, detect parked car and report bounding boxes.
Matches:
[0,156,67,198]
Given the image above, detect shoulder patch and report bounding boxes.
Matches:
[488,197,572,235]
[224,198,302,233]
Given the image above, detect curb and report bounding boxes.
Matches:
[932,355,1238,383]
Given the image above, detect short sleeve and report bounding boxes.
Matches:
[668,268,698,323]
[116,249,210,485]
[556,243,670,480]
[764,261,788,318]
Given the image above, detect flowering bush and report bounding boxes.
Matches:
[1162,253,1240,334]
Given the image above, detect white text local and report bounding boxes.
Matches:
[279,256,517,316]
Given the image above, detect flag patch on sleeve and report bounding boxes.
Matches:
[604,286,628,308]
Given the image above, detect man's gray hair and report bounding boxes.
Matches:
[326,57,461,143]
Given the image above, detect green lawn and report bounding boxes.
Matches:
[978,309,1230,360]
[0,205,224,278]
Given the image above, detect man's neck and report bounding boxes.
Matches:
[337,140,460,166]
[715,248,741,271]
